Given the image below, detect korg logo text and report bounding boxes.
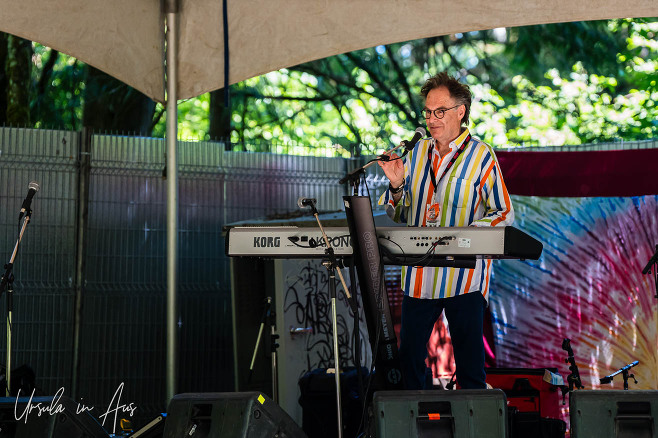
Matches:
[254,236,281,248]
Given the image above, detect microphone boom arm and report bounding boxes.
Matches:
[600,360,639,390]
[338,128,425,190]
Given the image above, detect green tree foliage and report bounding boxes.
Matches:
[30,44,84,129]
[0,35,155,133]
[215,18,656,153]
[82,66,155,135]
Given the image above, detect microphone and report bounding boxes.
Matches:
[401,127,426,151]
[297,197,317,209]
[19,181,40,218]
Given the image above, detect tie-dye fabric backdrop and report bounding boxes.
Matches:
[490,195,658,390]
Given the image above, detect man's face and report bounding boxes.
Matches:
[424,86,465,146]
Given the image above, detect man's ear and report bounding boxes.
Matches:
[458,104,466,122]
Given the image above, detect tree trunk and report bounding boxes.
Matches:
[0,33,7,124]
[209,88,231,145]
[6,34,31,126]
[82,65,155,135]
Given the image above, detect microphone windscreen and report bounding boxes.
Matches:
[404,127,427,152]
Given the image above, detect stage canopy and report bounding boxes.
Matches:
[0,0,655,102]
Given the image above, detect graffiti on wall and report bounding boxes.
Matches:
[282,260,371,377]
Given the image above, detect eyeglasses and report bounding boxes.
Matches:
[421,105,461,119]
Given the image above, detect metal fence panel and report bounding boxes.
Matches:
[0,127,78,394]
[78,134,350,426]
[79,134,169,425]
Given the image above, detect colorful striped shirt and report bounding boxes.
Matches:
[378,129,514,300]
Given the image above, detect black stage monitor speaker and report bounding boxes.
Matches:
[0,395,109,438]
[373,389,508,438]
[570,390,658,438]
[163,392,307,438]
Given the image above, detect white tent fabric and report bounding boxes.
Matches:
[1,0,656,102]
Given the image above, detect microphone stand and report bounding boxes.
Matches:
[247,297,280,402]
[305,199,353,438]
[267,302,279,403]
[642,245,658,301]
[600,360,639,390]
[339,141,410,191]
[0,208,33,396]
[560,338,584,404]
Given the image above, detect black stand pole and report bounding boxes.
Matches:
[268,305,279,403]
[1,265,13,397]
[600,360,639,390]
[560,338,584,404]
[642,244,658,301]
[323,258,344,438]
[562,338,584,391]
[0,209,33,396]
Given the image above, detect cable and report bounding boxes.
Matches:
[378,235,463,268]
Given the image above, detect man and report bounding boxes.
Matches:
[378,72,514,390]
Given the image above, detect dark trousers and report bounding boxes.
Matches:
[399,292,486,390]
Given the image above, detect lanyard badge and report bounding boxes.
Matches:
[426,202,441,224]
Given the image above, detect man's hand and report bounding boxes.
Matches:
[377,151,404,188]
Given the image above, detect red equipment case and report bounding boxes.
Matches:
[486,367,562,419]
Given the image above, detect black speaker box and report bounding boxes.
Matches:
[0,395,109,438]
[163,392,307,438]
[298,367,367,438]
[570,390,658,438]
[373,389,508,438]
[507,408,566,438]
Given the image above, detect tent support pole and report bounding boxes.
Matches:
[165,0,179,406]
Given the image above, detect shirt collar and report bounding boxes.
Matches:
[451,128,470,150]
[430,128,470,154]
